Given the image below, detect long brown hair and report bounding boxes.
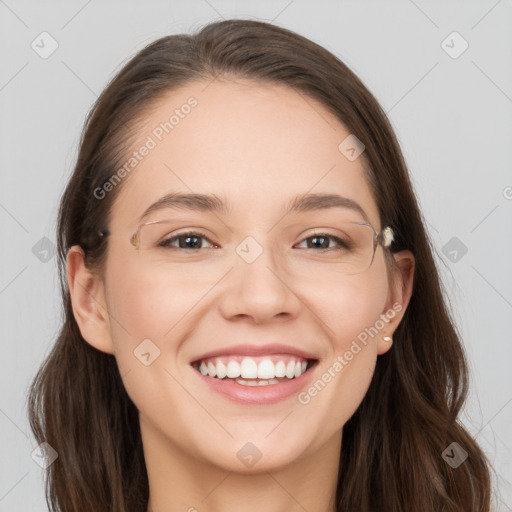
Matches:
[27,18,491,511]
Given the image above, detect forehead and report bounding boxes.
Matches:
[109,78,380,233]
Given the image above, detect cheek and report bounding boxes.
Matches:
[105,253,223,346]
[301,261,390,346]
[102,256,209,425]
[294,264,390,432]
[102,252,230,400]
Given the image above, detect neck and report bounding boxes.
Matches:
[142,416,341,512]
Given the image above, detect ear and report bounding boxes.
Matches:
[377,249,415,355]
[66,245,115,354]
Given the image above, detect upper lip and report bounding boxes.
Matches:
[190,343,318,364]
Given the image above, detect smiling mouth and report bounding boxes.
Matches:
[191,355,317,387]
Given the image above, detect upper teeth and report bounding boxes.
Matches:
[196,357,309,380]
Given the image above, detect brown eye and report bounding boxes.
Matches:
[159,231,217,249]
[295,233,352,250]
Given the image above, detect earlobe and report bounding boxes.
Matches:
[66,245,115,355]
[377,249,415,355]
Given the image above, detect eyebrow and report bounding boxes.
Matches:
[136,192,370,225]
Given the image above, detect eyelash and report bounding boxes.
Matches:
[159,231,351,251]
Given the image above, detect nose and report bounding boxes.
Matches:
[216,241,303,324]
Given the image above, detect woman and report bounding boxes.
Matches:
[28,18,491,511]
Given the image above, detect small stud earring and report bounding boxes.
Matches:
[383,336,393,342]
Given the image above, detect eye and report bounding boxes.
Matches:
[294,232,352,250]
[159,231,218,250]
[156,230,352,251]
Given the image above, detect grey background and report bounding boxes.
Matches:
[1,0,511,510]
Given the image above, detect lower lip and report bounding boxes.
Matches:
[192,363,317,405]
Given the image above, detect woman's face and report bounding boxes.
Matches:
[70,78,413,473]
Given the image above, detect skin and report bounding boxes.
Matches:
[67,78,414,512]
